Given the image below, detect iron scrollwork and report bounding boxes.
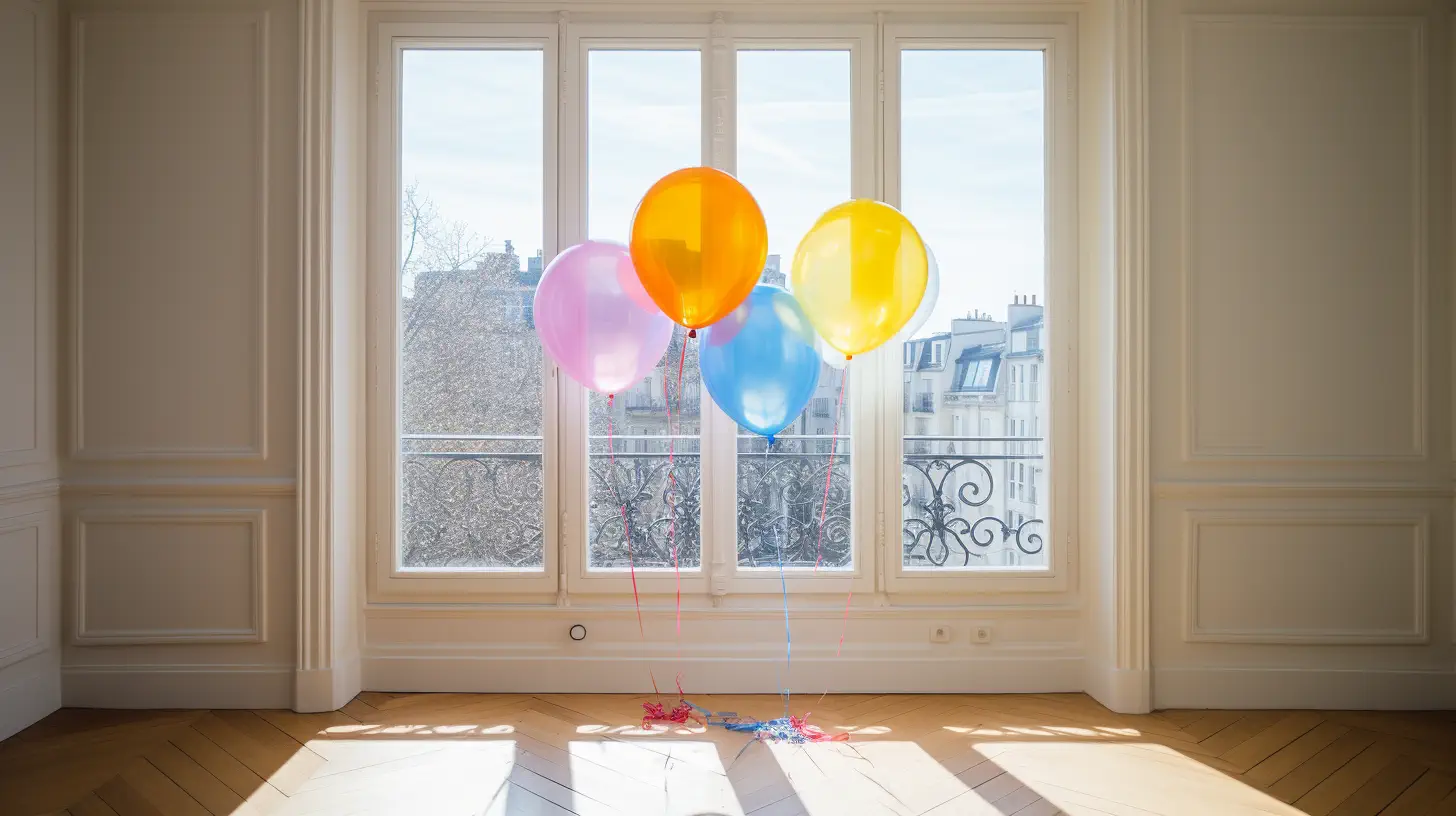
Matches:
[902,452,1045,567]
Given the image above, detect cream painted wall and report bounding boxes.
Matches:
[32,0,1455,713]
[59,0,300,708]
[0,0,62,740]
[1147,0,1456,709]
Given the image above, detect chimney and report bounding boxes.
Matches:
[1008,293,1043,333]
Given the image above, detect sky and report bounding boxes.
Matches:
[400,46,1045,335]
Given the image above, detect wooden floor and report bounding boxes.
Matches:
[2,694,1455,816]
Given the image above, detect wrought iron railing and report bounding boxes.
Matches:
[902,436,1046,568]
[623,397,702,415]
[399,433,1045,571]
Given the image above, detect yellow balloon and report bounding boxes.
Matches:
[630,167,768,331]
[790,200,928,357]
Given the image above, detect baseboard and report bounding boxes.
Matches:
[294,657,362,713]
[1083,663,1151,714]
[1154,667,1456,710]
[363,652,1085,695]
[62,664,293,709]
[0,664,62,741]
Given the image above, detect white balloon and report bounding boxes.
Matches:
[817,337,849,369]
[896,243,943,342]
[897,244,940,342]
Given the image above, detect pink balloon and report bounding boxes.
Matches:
[534,241,674,394]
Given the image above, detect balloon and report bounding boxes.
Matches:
[817,338,848,370]
[896,244,940,341]
[629,167,768,330]
[534,241,674,394]
[700,285,821,439]
[790,199,928,357]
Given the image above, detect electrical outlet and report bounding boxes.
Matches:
[972,625,993,644]
[929,624,952,643]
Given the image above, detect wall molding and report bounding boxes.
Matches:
[297,0,364,714]
[68,9,272,462]
[364,651,1085,695]
[62,477,296,497]
[0,0,56,475]
[1178,13,1429,464]
[73,508,268,645]
[1155,667,1456,711]
[1182,509,1429,645]
[0,479,60,506]
[364,602,1084,620]
[62,663,293,709]
[0,512,52,670]
[1153,480,1455,499]
[1109,0,1151,713]
[0,661,61,743]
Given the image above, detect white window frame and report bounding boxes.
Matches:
[559,23,714,598]
[367,13,1077,605]
[369,23,562,601]
[710,22,877,597]
[881,22,1076,594]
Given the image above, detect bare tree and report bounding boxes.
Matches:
[398,184,547,567]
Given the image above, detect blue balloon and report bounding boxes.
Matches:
[700,285,822,440]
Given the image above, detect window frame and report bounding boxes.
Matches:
[369,23,563,601]
[366,14,1078,606]
[714,23,878,596]
[880,23,1076,595]
[559,23,715,598]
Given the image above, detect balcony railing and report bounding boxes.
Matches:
[399,433,1044,572]
[621,396,702,415]
[912,394,934,412]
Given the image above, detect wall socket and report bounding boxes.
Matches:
[929,624,952,643]
[972,625,993,644]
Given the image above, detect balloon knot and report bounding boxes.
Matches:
[607,393,614,406]
[767,435,776,447]
[845,354,852,361]
[687,328,697,338]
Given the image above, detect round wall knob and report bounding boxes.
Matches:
[569,624,586,641]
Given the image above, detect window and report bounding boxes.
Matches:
[396,47,550,576]
[968,359,992,389]
[734,47,853,570]
[373,16,1071,602]
[587,49,703,571]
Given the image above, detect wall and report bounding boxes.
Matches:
[1147,0,1455,708]
[0,0,62,740]
[60,0,300,708]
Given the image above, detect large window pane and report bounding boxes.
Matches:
[398,49,546,569]
[735,50,851,569]
[587,50,703,570]
[899,49,1048,569]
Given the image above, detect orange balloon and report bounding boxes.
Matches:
[629,167,768,330]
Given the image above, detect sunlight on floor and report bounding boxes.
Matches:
[291,717,1309,814]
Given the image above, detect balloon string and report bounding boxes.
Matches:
[607,393,659,696]
[664,336,688,641]
[777,496,792,716]
[829,360,853,659]
[814,366,849,573]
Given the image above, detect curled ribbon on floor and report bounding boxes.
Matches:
[723,714,849,744]
[641,700,701,730]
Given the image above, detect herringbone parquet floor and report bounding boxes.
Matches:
[1,693,1454,816]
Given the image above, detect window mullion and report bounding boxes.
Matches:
[704,17,735,601]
